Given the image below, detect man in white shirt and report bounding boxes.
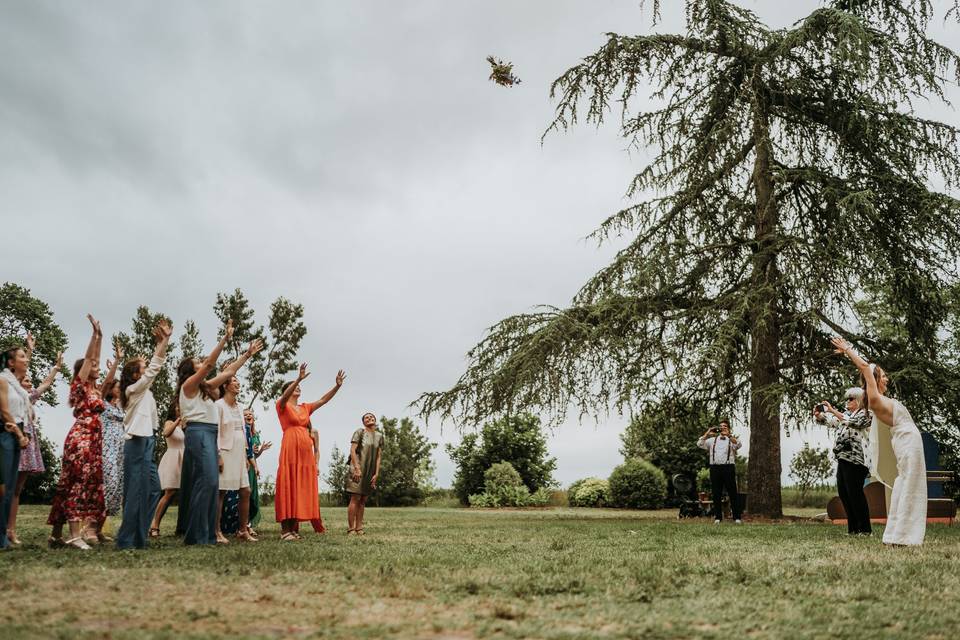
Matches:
[697,420,743,524]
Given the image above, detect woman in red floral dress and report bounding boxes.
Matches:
[48,315,106,550]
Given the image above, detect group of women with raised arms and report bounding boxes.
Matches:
[0,313,384,550]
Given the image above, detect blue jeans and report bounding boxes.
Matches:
[180,423,219,545]
[116,435,161,549]
[0,429,22,549]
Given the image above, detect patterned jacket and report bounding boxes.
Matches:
[823,409,871,469]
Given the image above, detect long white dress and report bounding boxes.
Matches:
[870,399,927,545]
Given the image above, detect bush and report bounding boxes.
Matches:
[469,461,552,508]
[609,459,667,509]
[258,475,276,506]
[485,461,524,491]
[566,478,591,505]
[568,477,610,507]
[696,468,711,494]
[447,414,557,505]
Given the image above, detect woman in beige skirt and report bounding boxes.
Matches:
[151,402,184,537]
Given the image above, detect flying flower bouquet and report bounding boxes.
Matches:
[486,55,521,87]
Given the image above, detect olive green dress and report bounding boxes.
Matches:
[345,428,384,496]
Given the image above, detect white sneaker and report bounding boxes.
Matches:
[65,537,92,550]
[735,519,743,525]
[714,519,721,525]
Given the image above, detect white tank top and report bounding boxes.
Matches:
[179,386,219,425]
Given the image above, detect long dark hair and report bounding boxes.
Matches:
[73,358,85,380]
[177,357,214,402]
[165,398,179,423]
[119,358,143,409]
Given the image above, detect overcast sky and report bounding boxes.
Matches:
[3,1,958,491]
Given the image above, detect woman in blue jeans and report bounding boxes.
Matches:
[175,319,262,545]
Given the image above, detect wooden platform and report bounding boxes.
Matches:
[826,481,956,525]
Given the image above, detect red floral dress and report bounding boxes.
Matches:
[47,378,106,525]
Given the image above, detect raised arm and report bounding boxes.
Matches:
[24,332,35,361]
[127,321,173,396]
[307,370,346,414]
[182,320,233,397]
[99,343,123,397]
[207,337,264,390]
[278,363,310,407]
[831,337,894,423]
[35,352,63,397]
[77,314,101,382]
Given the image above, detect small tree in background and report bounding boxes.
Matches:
[213,289,306,409]
[0,282,69,405]
[789,444,834,503]
[446,413,557,505]
[324,444,351,507]
[1,283,69,502]
[376,416,437,507]
[620,400,713,501]
[179,319,205,361]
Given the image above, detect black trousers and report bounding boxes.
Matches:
[836,459,871,534]
[709,464,741,521]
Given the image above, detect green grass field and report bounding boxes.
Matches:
[2,504,959,639]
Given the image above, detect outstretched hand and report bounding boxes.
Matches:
[224,319,235,341]
[335,370,346,387]
[54,351,63,370]
[114,342,125,362]
[297,363,310,382]
[246,338,264,357]
[87,314,102,336]
[831,336,852,356]
[25,332,35,353]
[154,319,173,341]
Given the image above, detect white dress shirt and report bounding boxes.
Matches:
[697,435,741,465]
[122,353,166,438]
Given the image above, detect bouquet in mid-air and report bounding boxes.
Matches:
[486,55,521,87]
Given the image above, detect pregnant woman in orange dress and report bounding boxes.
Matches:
[274,363,345,541]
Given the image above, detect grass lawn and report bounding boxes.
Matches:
[2,504,959,639]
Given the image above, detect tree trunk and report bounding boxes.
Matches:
[746,90,783,518]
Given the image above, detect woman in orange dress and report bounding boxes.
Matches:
[274,363,345,541]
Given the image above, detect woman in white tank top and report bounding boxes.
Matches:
[832,337,927,545]
[175,320,263,546]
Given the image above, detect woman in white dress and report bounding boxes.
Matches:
[832,337,927,546]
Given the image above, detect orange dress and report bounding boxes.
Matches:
[274,402,321,525]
